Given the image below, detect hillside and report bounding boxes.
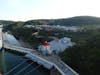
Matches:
[60,33,100,75]
[54,16,100,26]
[3,16,100,75]
[1,16,100,26]
[0,20,15,25]
[24,16,100,26]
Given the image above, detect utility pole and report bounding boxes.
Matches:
[1,48,7,74]
[0,24,7,74]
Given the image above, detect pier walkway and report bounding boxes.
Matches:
[3,43,79,75]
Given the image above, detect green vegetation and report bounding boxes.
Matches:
[60,29,100,75]
[3,16,100,75]
[12,28,48,48]
[7,26,100,75]
[2,16,100,26]
[23,16,100,26]
[0,20,14,25]
[8,27,54,48]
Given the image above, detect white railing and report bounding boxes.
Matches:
[54,64,65,75]
[4,44,54,69]
[25,52,54,69]
[4,44,35,53]
[59,60,79,75]
[4,44,79,75]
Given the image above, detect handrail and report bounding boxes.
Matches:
[4,44,54,69]
[24,65,41,75]
[5,59,30,75]
[4,44,35,52]
[4,44,35,54]
[26,52,54,69]
[15,61,34,75]
[59,60,79,75]
[54,64,65,75]
[4,44,79,75]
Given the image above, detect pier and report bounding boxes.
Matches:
[4,43,79,75]
[1,29,79,75]
[0,25,79,75]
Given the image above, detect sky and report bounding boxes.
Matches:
[0,0,100,21]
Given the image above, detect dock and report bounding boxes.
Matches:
[2,31,79,75]
[4,43,79,75]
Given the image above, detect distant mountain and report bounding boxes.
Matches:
[2,16,100,26]
[54,16,100,26]
[24,16,100,26]
[0,20,15,25]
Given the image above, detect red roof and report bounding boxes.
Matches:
[42,41,49,46]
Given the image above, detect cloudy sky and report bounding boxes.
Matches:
[0,0,100,21]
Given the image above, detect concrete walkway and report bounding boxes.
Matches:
[4,43,79,75]
[3,33,79,75]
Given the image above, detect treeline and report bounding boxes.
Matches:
[3,16,100,75]
[23,16,100,26]
[60,32,100,75]
[6,24,54,48]
[2,16,100,26]
[12,27,42,48]
[0,20,14,25]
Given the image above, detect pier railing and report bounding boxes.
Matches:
[4,43,79,75]
[4,44,54,69]
[4,44,35,53]
[55,60,79,75]
[25,52,54,69]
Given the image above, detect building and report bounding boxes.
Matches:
[38,41,52,55]
[38,37,75,55]
[23,25,34,28]
[49,37,74,53]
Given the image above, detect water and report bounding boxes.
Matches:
[1,33,50,75]
[3,33,21,46]
[0,50,50,75]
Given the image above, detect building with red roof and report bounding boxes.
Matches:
[38,41,52,55]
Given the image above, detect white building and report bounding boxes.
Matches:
[49,37,74,53]
[23,25,34,28]
[38,41,52,55]
[38,37,75,55]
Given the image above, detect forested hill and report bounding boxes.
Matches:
[54,16,100,26]
[24,16,100,26]
[1,16,100,26]
[0,20,15,25]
